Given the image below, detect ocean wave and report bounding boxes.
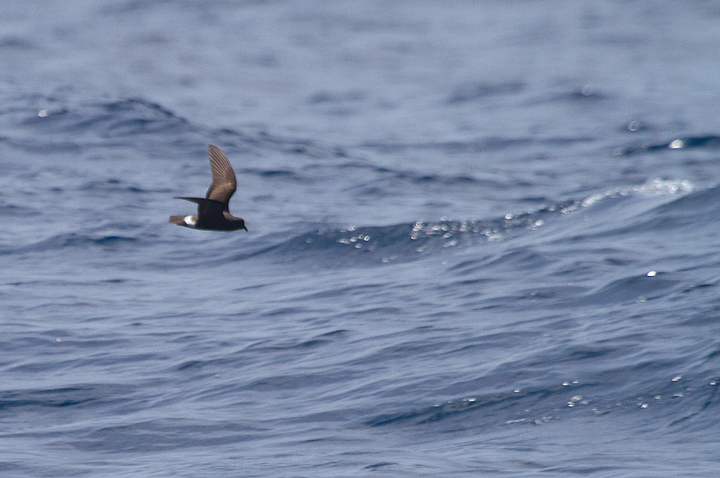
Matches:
[246,183,681,267]
[366,371,720,432]
[360,135,593,154]
[0,384,128,411]
[22,98,192,139]
[247,206,567,266]
[9,178,705,268]
[8,95,349,159]
[614,135,720,156]
[366,381,586,428]
[15,232,140,254]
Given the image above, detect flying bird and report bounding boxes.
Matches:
[169,145,247,231]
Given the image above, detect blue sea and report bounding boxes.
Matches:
[2,1,720,476]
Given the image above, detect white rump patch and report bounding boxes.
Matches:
[184,215,197,226]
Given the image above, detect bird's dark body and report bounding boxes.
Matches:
[170,198,246,231]
[169,145,247,232]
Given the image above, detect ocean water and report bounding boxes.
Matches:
[2,1,720,476]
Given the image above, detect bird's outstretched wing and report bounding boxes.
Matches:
[205,145,237,208]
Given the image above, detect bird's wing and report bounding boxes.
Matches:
[175,197,226,217]
[205,145,237,208]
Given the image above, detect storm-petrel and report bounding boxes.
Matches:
[169,145,248,231]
